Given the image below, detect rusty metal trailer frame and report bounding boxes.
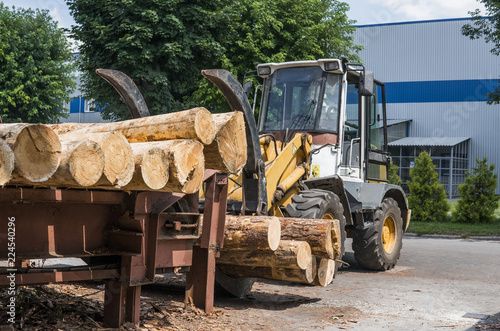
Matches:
[0,171,227,327]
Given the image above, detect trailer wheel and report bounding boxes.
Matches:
[285,189,346,274]
[352,198,403,270]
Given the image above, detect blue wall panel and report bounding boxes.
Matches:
[385,79,498,103]
[69,97,85,113]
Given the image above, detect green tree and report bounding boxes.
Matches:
[0,4,75,123]
[67,0,361,120]
[453,158,499,223]
[462,0,500,104]
[388,162,402,185]
[407,151,449,222]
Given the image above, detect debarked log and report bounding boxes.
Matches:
[0,123,61,182]
[204,112,247,174]
[50,107,216,145]
[59,132,134,187]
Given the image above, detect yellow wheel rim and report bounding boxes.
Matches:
[382,216,396,254]
[322,213,334,220]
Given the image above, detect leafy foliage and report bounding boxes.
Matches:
[453,158,499,223]
[407,151,449,222]
[388,162,402,185]
[462,1,500,104]
[0,4,75,123]
[67,0,361,120]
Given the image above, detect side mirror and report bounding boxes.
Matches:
[360,71,374,96]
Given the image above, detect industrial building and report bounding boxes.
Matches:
[354,18,500,196]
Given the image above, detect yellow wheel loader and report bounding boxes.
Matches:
[202,59,410,295]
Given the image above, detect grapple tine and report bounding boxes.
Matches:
[96,69,150,118]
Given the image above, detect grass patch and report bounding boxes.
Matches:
[407,220,500,237]
[407,200,500,237]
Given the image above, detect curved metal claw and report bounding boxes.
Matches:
[96,69,150,118]
[202,69,267,215]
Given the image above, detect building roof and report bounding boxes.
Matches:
[388,137,470,147]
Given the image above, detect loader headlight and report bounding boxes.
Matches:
[325,61,340,71]
[257,66,271,77]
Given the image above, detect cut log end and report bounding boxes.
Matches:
[69,140,105,186]
[0,140,14,185]
[163,140,205,194]
[194,107,216,145]
[14,124,61,182]
[292,241,312,270]
[140,147,169,190]
[100,132,134,187]
[205,112,247,174]
[316,258,335,287]
[304,256,317,283]
[268,217,281,251]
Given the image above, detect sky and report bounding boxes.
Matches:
[2,0,488,29]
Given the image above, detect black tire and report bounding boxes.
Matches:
[285,189,346,273]
[352,198,403,270]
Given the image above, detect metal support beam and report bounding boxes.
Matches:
[185,173,228,312]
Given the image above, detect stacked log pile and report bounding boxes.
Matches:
[214,216,342,287]
[0,108,246,193]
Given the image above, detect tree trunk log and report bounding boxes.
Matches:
[124,144,169,190]
[218,263,315,284]
[313,258,335,287]
[50,107,216,145]
[217,240,311,270]
[0,139,14,185]
[59,132,134,187]
[217,240,312,270]
[280,218,338,260]
[204,112,247,174]
[133,140,204,193]
[220,215,281,251]
[0,124,61,182]
[34,140,105,187]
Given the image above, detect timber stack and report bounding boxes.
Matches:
[209,215,342,286]
[0,107,342,287]
[0,108,245,193]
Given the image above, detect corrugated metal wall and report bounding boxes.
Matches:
[354,18,500,194]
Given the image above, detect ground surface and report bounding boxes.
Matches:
[1,236,499,330]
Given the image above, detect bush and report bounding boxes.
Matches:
[452,158,499,223]
[407,151,449,222]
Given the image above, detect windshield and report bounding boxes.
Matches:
[259,66,341,133]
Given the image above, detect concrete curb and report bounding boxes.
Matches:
[405,233,500,241]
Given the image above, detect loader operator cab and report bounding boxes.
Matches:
[256,59,390,184]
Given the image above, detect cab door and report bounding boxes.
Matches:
[366,82,390,182]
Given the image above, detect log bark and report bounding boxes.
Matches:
[204,112,247,174]
[217,240,311,270]
[313,258,335,287]
[280,218,341,260]
[220,215,281,251]
[0,124,61,182]
[59,132,134,187]
[218,263,316,284]
[50,107,216,145]
[0,139,14,185]
[124,144,169,190]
